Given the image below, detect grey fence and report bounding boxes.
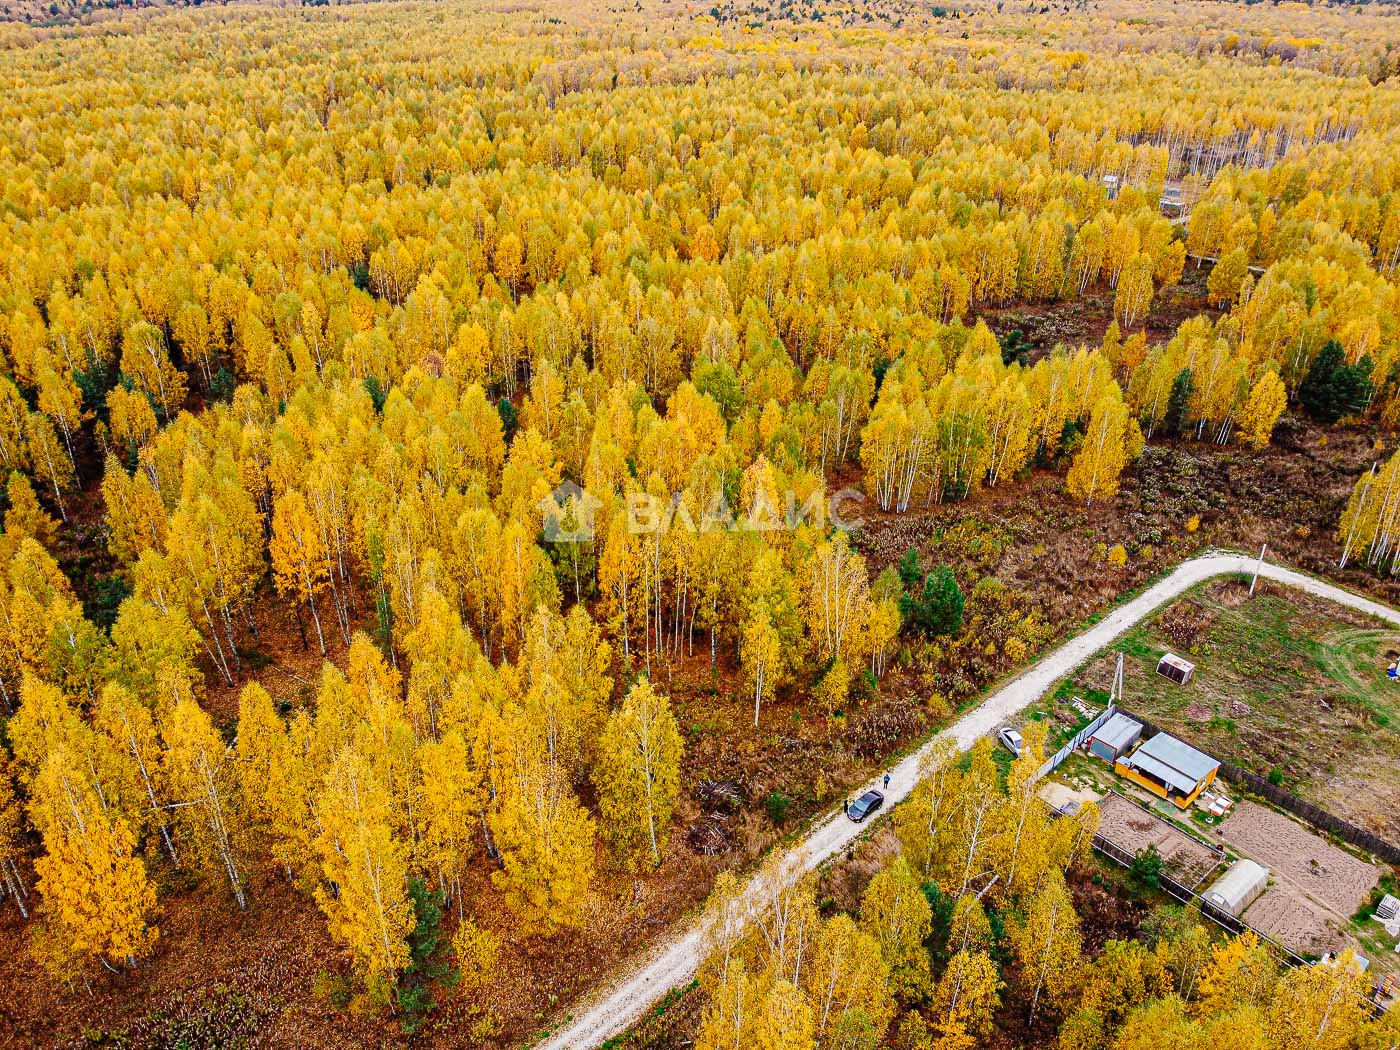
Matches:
[1098,788,1225,891]
[1116,708,1400,867]
[1086,827,1307,968]
[1036,703,1118,780]
[1216,765,1400,867]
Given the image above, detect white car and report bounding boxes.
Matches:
[998,727,1026,756]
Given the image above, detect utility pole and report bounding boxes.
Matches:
[1249,543,1268,596]
[1110,652,1124,708]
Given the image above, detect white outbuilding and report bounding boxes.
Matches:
[1156,652,1195,685]
[1202,859,1269,917]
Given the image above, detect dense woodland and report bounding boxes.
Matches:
[690,731,1400,1050]
[0,0,1399,1044]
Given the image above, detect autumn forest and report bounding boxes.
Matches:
[0,0,1399,1045]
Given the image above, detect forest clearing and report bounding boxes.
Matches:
[1070,578,1400,840]
[1,0,1400,1046]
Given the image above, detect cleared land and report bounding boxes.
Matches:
[1074,578,1400,841]
[1214,800,1380,960]
[1242,887,1340,958]
[1220,801,1380,918]
[1095,791,1222,885]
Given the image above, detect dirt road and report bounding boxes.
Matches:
[536,551,1400,1050]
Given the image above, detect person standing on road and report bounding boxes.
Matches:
[883,771,891,790]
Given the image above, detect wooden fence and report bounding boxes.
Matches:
[1116,708,1400,867]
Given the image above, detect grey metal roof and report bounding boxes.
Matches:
[1125,732,1219,791]
[1092,713,1142,750]
[1123,750,1201,795]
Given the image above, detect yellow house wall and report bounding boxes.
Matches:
[1113,762,1216,809]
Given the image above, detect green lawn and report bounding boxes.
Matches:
[1060,577,1400,841]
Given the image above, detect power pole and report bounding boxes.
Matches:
[1110,651,1124,708]
[1249,543,1268,597]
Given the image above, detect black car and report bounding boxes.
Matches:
[846,789,885,823]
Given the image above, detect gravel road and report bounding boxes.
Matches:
[536,552,1400,1050]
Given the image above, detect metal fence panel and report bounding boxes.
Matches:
[1115,707,1400,866]
[1037,703,1118,779]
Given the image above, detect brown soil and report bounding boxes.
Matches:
[1219,800,1379,918]
[979,264,1223,367]
[1095,792,1222,885]
[1241,886,1341,958]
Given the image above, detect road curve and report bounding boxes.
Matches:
[536,552,1400,1050]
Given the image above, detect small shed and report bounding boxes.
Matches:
[1116,732,1220,808]
[1203,859,1269,917]
[1088,713,1143,763]
[1156,652,1195,686]
[1376,894,1400,921]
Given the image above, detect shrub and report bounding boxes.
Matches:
[1130,844,1164,889]
[764,790,792,825]
[900,565,965,638]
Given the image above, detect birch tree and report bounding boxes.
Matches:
[1013,873,1083,1024]
[314,745,413,988]
[594,679,683,871]
[163,696,248,909]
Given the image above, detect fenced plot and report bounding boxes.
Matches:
[1218,800,1380,917]
[1095,791,1223,886]
[1242,886,1342,958]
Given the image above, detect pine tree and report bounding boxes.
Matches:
[1163,369,1194,437]
[896,548,922,591]
[900,565,964,638]
[1298,341,1372,424]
